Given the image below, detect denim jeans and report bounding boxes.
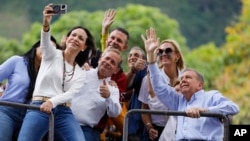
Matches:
[0,105,26,141]
[17,101,85,141]
[128,93,144,139]
[81,126,101,141]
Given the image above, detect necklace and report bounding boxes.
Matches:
[62,51,75,92]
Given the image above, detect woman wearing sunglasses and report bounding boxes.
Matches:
[139,33,185,141]
[156,39,185,85]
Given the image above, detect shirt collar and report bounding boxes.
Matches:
[189,89,205,102]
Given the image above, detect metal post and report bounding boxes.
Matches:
[0,101,54,141]
[123,109,229,141]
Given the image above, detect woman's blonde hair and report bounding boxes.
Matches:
[160,39,185,70]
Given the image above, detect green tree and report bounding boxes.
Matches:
[24,0,241,48]
[21,4,188,71]
[185,42,224,89]
[0,0,242,48]
[0,37,22,64]
[215,0,250,124]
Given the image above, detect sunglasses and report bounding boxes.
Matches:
[157,48,174,56]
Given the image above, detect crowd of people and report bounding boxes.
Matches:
[0,4,240,141]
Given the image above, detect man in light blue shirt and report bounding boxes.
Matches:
[141,27,240,141]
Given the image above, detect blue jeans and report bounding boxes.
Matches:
[128,92,144,139]
[0,105,26,141]
[80,126,101,141]
[18,101,85,141]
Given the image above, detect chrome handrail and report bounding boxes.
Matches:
[123,109,229,141]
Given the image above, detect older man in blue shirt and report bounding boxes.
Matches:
[141,27,240,141]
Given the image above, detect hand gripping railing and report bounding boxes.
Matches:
[123,109,230,141]
[0,101,54,141]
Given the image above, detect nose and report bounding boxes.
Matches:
[104,59,112,66]
[111,40,118,46]
[72,36,79,41]
[180,78,187,84]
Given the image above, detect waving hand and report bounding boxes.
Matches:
[141,27,160,64]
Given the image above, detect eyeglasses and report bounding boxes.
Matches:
[157,48,174,56]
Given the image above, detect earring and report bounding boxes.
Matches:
[82,46,87,52]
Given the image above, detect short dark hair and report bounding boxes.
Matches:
[112,27,130,43]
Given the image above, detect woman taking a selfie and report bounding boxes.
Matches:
[18,4,96,141]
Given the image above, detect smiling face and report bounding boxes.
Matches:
[127,48,144,68]
[106,30,128,52]
[157,42,180,66]
[66,28,87,52]
[98,49,122,79]
[180,70,203,100]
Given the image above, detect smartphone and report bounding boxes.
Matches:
[49,4,67,14]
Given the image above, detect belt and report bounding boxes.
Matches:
[32,96,50,101]
[32,96,71,108]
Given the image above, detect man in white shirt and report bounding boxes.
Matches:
[71,48,122,141]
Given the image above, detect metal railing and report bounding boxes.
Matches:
[0,101,54,141]
[123,109,230,141]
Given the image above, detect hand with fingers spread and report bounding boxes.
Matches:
[101,9,116,51]
[102,9,116,35]
[99,79,111,98]
[141,27,160,64]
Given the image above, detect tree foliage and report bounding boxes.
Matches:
[20,4,188,71]
[185,42,224,89]
[0,0,241,48]
[215,0,250,124]
[0,37,22,64]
